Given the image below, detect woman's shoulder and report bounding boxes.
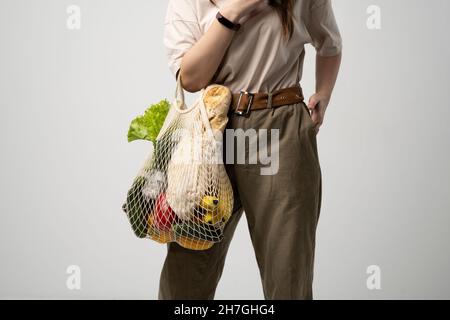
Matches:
[165,0,198,22]
[305,0,332,10]
[296,0,333,18]
[165,0,216,23]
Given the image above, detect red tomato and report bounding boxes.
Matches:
[153,193,176,231]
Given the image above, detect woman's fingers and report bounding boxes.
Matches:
[307,94,319,111]
[308,95,320,124]
[308,94,326,134]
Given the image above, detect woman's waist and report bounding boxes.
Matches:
[218,78,301,95]
[228,83,304,116]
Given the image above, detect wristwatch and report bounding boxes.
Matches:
[216,11,241,31]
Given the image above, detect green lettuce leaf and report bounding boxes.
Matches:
[127,99,170,143]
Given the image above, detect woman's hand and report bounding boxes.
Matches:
[220,0,270,25]
[307,92,330,135]
[310,53,342,134]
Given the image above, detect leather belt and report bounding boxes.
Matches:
[230,85,304,116]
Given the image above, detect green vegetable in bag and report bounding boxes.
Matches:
[127,99,170,143]
[124,176,151,238]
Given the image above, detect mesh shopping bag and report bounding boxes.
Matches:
[123,73,234,250]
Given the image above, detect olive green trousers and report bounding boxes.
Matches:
[158,101,322,300]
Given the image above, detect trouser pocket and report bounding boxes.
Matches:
[296,102,320,171]
[301,101,317,131]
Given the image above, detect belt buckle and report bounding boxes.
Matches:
[235,90,254,116]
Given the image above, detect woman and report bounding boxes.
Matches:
[160,0,342,299]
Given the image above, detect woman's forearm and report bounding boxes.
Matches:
[315,53,342,102]
[179,8,241,92]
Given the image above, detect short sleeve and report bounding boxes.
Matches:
[163,0,202,78]
[305,0,342,56]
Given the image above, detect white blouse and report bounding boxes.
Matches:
[163,0,342,93]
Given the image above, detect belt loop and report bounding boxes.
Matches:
[266,92,273,109]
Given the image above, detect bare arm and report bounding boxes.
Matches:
[179,0,269,92]
[307,52,342,134]
[179,10,237,92]
[316,53,341,100]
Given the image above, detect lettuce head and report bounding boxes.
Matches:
[127,99,170,143]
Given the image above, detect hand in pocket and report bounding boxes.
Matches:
[307,93,330,135]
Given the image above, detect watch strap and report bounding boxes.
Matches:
[216,11,241,31]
